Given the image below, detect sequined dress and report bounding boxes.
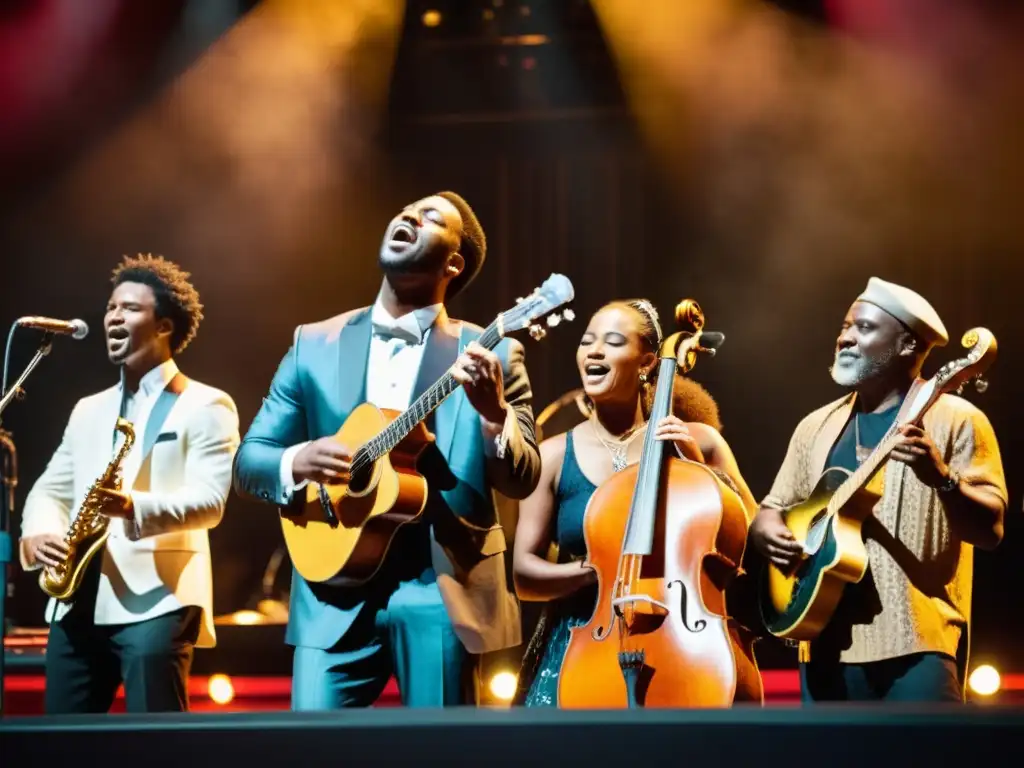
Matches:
[518,431,598,707]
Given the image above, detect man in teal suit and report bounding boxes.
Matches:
[234,191,541,708]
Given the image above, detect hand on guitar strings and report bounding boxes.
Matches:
[451,341,508,426]
[293,437,353,485]
[653,415,705,463]
[890,424,950,488]
[749,508,804,570]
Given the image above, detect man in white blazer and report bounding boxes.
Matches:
[19,254,239,714]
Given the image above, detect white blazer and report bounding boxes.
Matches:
[19,360,239,648]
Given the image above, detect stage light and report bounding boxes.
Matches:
[208,673,235,705]
[422,10,442,27]
[488,671,518,701]
[969,665,1001,696]
[229,609,265,625]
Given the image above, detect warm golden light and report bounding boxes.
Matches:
[229,609,265,625]
[422,10,442,27]
[969,665,1001,696]
[515,34,549,46]
[488,671,518,701]
[47,0,406,290]
[208,673,235,705]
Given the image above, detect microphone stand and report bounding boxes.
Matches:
[0,331,54,717]
[0,430,16,718]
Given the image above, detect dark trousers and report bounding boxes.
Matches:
[800,652,963,703]
[44,605,202,714]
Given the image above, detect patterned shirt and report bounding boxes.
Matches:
[762,387,1007,665]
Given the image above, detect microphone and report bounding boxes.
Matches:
[16,316,89,340]
[698,330,725,353]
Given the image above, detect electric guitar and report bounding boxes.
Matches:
[281,273,576,586]
[759,327,997,641]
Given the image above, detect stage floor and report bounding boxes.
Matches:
[2,705,1023,766]
[1,670,806,714]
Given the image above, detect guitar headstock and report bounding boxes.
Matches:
[498,273,576,341]
[904,327,997,423]
[937,327,997,394]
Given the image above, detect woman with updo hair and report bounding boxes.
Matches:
[512,298,757,707]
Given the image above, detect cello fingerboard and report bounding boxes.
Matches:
[621,356,677,556]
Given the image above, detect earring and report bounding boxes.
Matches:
[639,373,648,383]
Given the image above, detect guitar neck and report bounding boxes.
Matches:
[362,321,504,462]
[827,425,901,513]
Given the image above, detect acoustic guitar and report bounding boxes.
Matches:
[759,327,996,641]
[281,273,576,586]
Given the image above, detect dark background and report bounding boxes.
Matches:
[1,0,1022,671]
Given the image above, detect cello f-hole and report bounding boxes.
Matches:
[667,579,707,633]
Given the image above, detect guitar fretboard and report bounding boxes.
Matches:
[825,422,902,515]
[350,322,503,475]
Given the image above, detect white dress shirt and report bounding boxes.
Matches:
[117,358,180,432]
[114,359,181,540]
[364,300,444,411]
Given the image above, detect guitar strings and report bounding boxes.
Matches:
[347,322,504,479]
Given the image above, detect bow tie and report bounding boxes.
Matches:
[372,317,424,346]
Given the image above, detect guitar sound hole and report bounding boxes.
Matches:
[348,458,373,495]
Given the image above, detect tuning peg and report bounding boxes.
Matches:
[546,314,561,327]
[529,324,547,341]
[563,309,575,322]
[955,384,965,396]
[975,378,989,393]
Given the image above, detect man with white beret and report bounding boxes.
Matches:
[750,277,1007,703]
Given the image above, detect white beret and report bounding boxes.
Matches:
[856,277,948,347]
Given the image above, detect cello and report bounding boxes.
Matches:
[557,300,763,708]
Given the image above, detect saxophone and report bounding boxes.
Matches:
[40,417,136,600]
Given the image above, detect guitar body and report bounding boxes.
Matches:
[759,467,881,640]
[280,402,432,587]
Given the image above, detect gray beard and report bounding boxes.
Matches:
[829,349,896,388]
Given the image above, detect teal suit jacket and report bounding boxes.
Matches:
[233,306,540,653]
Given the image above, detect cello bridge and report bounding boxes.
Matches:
[611,594,670,617]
